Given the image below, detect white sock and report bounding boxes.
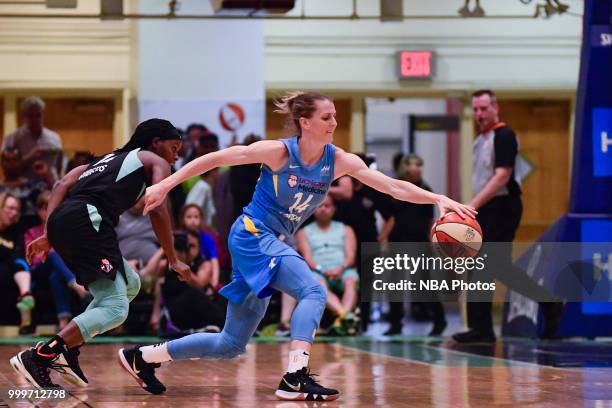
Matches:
[140,342,172,364]
[287,349,310,373]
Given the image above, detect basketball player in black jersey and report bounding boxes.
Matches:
[10,118,191,391]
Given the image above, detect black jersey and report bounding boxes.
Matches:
[68,148,148,226]
[48,148,150,285]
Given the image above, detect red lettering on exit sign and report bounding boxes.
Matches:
[398,51,433,79]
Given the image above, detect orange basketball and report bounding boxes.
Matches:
[431,212,483,258]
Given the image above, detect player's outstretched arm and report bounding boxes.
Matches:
[335,149,477,218]
[140,151,192,282]
[144,140,286,214]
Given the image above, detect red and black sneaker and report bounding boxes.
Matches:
[10,344,63,390]
[51,346,88,388]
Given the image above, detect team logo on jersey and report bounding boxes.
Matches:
[100,259,113,273]
[320,164,330,175]
[287,174,298,188]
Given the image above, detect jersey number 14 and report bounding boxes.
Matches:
[288,192,313,214]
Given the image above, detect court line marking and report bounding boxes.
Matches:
[418,342,544,369]
[336,339,558,369]
[67,391,94,408]
[424,341,612,372]
[338,338,605,372]
[334,341,434,367]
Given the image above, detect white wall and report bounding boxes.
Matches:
[0,2,132,89]
[265,0,583,92]
[366,98,448,196]
[138,0,265,144]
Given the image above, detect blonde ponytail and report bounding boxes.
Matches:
[272,90,332,134]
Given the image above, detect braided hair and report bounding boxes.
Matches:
[117,118,182,152]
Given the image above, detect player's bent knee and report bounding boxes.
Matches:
[214,334,246,359]
[106,298,130,327]
[304,282,327,307]
[126,278,141,302]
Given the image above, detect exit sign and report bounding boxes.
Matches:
[398,51,433,79]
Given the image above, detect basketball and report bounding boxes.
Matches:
[431,212,483,258]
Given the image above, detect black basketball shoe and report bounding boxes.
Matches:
[118,346,166,395]
[275,367,339,401]
[10,346,63,390]
[51,346,88,388]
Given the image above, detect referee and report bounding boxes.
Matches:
[452,89,522,343]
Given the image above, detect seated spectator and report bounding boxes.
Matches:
[25,191,90,329]
[0,148,52,230]
[295,195,360,335]
[0,192,34,334]
[116,197,159,266]
[2,96,63,182]
[179,204,222,288]
[155,230,226,332]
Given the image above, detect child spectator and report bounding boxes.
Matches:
[179,204,224,288]
[155,230,225,332]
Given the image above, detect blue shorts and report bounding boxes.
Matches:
[219,215,302,305]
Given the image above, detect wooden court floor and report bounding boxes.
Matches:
[0,338,610,407]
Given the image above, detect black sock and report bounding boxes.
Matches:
[37,335,65,358]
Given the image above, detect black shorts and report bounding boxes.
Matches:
[47,199,124,286]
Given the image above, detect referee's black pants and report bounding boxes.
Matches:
[466,195,522,334]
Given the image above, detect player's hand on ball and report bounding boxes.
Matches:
[26,235,51,265]
[170,259,192,282]
[143,184,168,215]
[435,195,477,219]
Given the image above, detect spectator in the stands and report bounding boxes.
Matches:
[179,204,222,289]
[157,230,225,332]
[184,123,208,164]
[229,134,262,222]
[296,195,360,335]
[334,153,395,332]
[385,153,446,336]
[0,148,53,231]
[0,192,34,334]
[2,96,63,182]
[116,197,159,267]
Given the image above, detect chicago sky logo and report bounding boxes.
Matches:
[593,108,612,177]
[287,174,298,188]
